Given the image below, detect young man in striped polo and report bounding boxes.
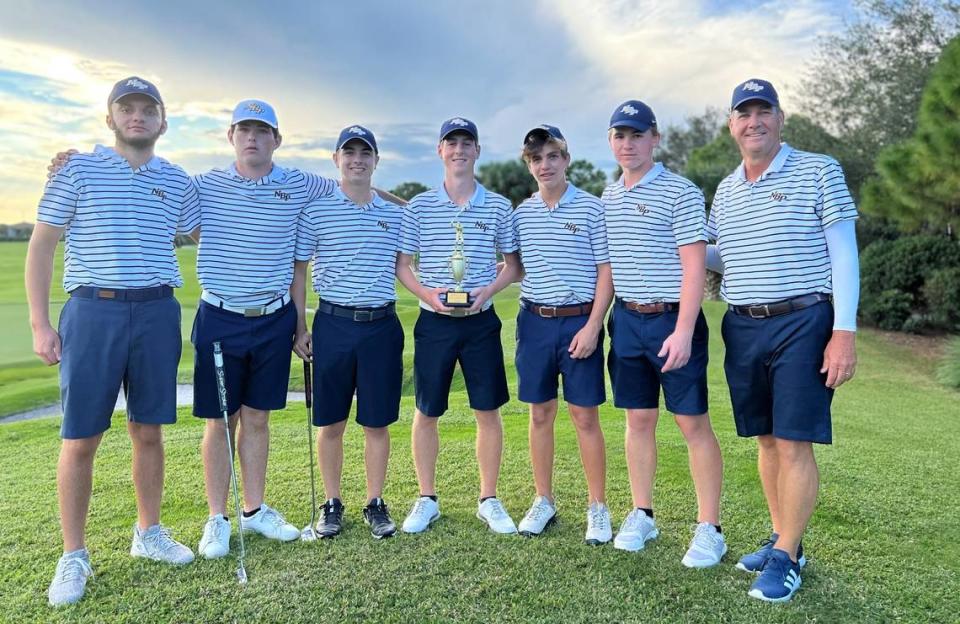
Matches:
[507,125,615,544]
[603,101,726,567]
[191,100,339,558]
[26,76,198,607]
[396,117,523,535]
[709,79,859,602]
[291,125,404,539]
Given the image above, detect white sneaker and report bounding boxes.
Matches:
[48,550,93,607]
[585,501,613,545]
[614,508,659,552]
[239,504,299,542]
[518,496,557,537]
[198,514,231,559]
[402,496,441,534]
[130,524,195,565]
[477,497,518,534]
[682,522,727,568]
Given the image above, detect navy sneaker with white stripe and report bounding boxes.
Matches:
[737,532,806,573]
[748,548,803,602]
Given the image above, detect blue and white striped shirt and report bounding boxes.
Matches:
[399,182,517,297]
[512,184,609,305]
[295,188,403,307]
[193,164,336,306]
[603,163,707,303]
[37,145,200,292]
[706,144,858,305]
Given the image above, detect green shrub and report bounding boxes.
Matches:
[924,267,960,330]
[861,289,913,331]
[936,336,960,390]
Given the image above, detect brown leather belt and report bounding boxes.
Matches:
[729,293,830,319]
[520,300,594,318]
[618,299,679,314]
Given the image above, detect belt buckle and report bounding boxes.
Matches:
[98,289,116,299]
[538,306,556,318]
[748,304,769,319]
[353,310,373,322]
[243,307,264,318]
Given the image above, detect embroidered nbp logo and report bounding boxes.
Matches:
[126,79,149,90]
[377,220,390,231]
[635,203,649,216]
[274,190,290,201]
[563,222,581,235]
[151,188,167,200]
[246,102,264,113]
[348,126,366,135]
[742,81,764,92]
[474,220,489,232]
[770,191,787,201]
[450,118,469,126]
[621,105,639,116]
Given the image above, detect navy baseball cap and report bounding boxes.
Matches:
[731,79,779,110]
[523,124,566,146]
[336,125,378,153]
[609,100,657,132]
[108,76,163,107]
[439,117,479,143]
[231,99,279,129]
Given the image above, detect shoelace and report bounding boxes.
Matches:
[147,525,183,554]
[526,500,552,523]
[621,510,644,532]
[691,524,720,549]
[588,506,609,531]
[368,502,390,523]
[261,507,288,528]
[411,498,433,518]
[323,503,343,522]
[485,499,509,520]
[208,518,227,541]
[56,557,93,583]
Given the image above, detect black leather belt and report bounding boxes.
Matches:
[617,298,679,314]
[729,293,831,319]
[520,299,594,318]
[317,300,395,322]
[70,285,173,301]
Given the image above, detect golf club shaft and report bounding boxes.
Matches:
[304,360,317,529]
[213,341,247,580]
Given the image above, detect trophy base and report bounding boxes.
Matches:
[441,291,473,307]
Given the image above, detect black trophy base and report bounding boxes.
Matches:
[441,291,473,307]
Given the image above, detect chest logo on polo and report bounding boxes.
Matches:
[770,191,788,201]
[563,222,581,235]
[635,203,649,216]
[377,220,390,231]
[274,190,290,201]
[151,188,167,201]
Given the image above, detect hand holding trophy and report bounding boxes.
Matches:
[440,221,473,307]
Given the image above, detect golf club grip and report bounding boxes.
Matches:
[212,342,229,414]
[303,361,312,408]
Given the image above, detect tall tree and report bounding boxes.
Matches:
[568,159,608,197]
[389,181,429,201]
[658,108,728,173]
[477,160,537,207]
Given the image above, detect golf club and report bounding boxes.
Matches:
[300,359,319,541]
[213,341,248,584]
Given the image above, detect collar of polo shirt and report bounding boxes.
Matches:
[534,182,579,211]
[95,144,163,171]
[618,162,665,190]
[437,179,485,209]
[334,186,386,211]
[227,162,288,185]
[734,144,791,184]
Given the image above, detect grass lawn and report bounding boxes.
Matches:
[0,289,957,622]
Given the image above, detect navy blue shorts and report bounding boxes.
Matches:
[312,307,403,428]
[413,307,509,417]
[58,292,181,439]
[191,300,297,418]
[721,301,834,444]
[515,306,606,407]
[607,302,709,415]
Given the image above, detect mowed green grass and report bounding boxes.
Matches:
[0,282,957,622]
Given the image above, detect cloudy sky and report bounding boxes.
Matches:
[0,0,852,224]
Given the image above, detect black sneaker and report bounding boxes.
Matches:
[315,498,344,538]
[363,498,397,539]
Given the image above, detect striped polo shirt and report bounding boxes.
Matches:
[37,145,200,292]
[602,163,707,303]
[512,183,609,305]
[706,144,858,305]
[295,188,403,307]
[193,164,336,306]
[399,181,517,304]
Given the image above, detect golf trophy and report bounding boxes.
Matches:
[440,221,473,307]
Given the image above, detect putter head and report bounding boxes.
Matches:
[237,566,248,585]
[300,524,319,542]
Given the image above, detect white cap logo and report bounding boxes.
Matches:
[449,118,469,126]
[620,105,639,116]
[126,78,149,90]
[742,81,764,92]
[245,102,264,113]
[348,126,366,135]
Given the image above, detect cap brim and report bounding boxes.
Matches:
[232,115,278,129]
[731,95,778,111]
[609,120,653,132]
[440,128,478,142]
[112,92,162,106]
[337,136,377,152]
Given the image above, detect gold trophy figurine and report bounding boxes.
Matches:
[441,221,472,307]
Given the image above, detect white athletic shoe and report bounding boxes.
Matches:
[584,501,613,545]
[518,496,557,537]
[130,524,195,565]
[402,496,441,534]
[614,508,659,552]
[240,504,299,542]
[48,550,93,607]
[198,514,231,559]
[477,497,518,534]
[682,522,727,568]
